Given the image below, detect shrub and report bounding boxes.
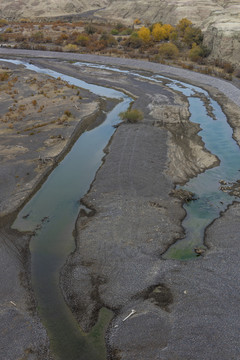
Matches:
[64,110,72,117]
[162,24,175,39]
[183,26,203,47]
[75,34,89,46]
[176,18,193,36]
[188,44,209,62]
[235,68,240,78]
[120,28,133,36]
[152,23,167,41]
[188,44,201,61]
[116,22,125,31]
[134,19,141,25]
[111,29,119,35]
[138,26,151,43]
[63,44,78,52]
[56,33,68,44]
[169,31,179,42]
[223,62,235,74]
[0,71,9,81]
[84,24,97,35]
[119,108,143,123]
[123,33,143,48]
[0,19,8,27]
[158,42,179,59]
[15,34,26,42]
[4,27,13,33]
[106,35,117,47]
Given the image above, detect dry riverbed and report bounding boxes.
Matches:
[0,53,240,360]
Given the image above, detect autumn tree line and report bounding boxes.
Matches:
[0,17,237,78]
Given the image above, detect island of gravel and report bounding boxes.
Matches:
[1,50,240,360]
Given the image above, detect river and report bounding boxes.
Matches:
[2,57,239,358]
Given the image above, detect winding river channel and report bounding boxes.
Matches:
[74,62,240,259]
[3,58,240,358]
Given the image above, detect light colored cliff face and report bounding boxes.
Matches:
[0,0,239,66]
[0,0,231,24]
[202,1,240,65]
[98,0,223,26]
[0,0,109,19]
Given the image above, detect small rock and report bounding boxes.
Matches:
[219,179,227,185]
[170,189,196,202]
[194,247,205,256]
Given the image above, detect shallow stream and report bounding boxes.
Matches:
[74,62,240,259]
[6,59,131,359]
[2,58,239,358]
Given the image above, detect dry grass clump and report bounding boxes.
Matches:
[0,71,10,81]
[119,108,143,123]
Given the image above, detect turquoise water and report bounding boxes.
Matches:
[6,59,131,360]
[162,81,240,259]
[75,62,240,259]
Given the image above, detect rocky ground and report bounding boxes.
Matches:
[0,50,240,359]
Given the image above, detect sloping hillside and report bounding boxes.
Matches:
[98,0,223,25]
[0,0,109,19]
[0,0,239,66]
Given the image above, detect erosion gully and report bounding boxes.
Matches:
[3,58,239,359]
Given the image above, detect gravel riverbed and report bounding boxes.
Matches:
[1,49,240,360]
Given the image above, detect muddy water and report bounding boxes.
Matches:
[8,60,132,360]
[75,62,240,259]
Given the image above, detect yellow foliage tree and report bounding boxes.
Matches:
[134,18,141,25]
[152,23,166,41]
[177,18,193,36]
[152,23,175,41]
[138,26,151,43]
[162,24,175,39]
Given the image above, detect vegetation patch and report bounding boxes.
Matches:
[0,16,237,80]
[119,108,143,123]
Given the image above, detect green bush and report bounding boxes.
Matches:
[120,28,133,36]
[183,26,203,47]
[75,34,89,46]
[188,44,204,62]
[123,33,143,48]
[84,24,97,35]
[111,29,119,35]
[119,109,144,123]
[158,42,179,59]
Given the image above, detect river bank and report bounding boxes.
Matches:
[0,50,240,359]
